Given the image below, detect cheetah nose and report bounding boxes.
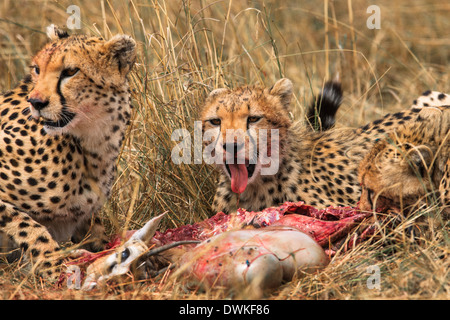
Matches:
[223,142,244,155]
[27,98,49,111]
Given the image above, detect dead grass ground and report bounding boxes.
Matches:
[0,0,449,299]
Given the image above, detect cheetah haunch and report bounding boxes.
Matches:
[0,25,136,277]
[201,78,450,213]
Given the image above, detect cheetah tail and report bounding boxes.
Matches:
[307,80,343,131]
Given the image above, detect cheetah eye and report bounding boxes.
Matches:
[247,116,263,124]
[31,65,40,75]
[207,118,221,126]
[61,67,79,78]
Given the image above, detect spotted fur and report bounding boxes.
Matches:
[358,106,450,215]
[412,90,450,108]
[201,78,450,214]
[0,25,136,277]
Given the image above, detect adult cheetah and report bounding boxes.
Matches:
[0,25,135,277]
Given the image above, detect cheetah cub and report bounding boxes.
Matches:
[359,106,450,216]
[201,78,450,213]
[0,25,135,277]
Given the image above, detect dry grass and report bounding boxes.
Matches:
[0,0,449,299]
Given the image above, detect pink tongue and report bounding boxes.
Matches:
[228,164,248,194]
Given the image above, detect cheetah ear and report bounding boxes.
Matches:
[208,88,229,99]
[406,146,433,177]
[269,78,293,109]
[104,35,137,76]
[46,24,69,41]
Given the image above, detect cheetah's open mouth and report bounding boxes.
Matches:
[225,162,256,194]
[42,107,76,128]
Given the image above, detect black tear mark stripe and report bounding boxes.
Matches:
[43,73,76,128]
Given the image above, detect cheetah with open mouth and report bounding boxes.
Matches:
[200,78,450,214]
[0,25,136,277]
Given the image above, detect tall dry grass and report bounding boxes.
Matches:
[0,0,449,299]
